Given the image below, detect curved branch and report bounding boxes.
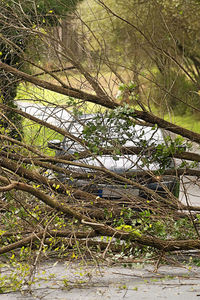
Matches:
[0,229,95,255]
[0,152,181,208]
[0,182,17,191]
[0,175,200,252]
[0,62,115,108]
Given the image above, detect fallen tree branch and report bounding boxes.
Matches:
[0,182,17,191]
[0,175,200,253]
[0,151,182,210]
[1,62,200,144]
[33,66,76,77]
[0,229,96,255]
[2,147,200,180]
[0,62,113,108]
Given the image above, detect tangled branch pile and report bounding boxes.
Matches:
[0,0,200,269]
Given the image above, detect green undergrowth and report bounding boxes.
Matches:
[16,83,69,105]
[16,83,104,113]
[23,119,63,155]
[164,113,200,134]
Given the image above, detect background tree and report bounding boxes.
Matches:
[0,0,82,139]
[78,0,200,115]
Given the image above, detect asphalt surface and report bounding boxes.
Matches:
[1,262,200,299]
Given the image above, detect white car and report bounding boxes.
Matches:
[48,114,179,200]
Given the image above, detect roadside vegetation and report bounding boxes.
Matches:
[1,0,200,294]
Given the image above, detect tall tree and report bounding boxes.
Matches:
[78,0,200,114]
[0,0,82,140]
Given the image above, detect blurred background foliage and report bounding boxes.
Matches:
[78,0,200,115]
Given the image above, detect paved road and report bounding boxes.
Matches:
[180,176,200,207]
[1,262,200,300]
[18,102,72,129]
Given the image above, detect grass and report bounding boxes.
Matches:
[23,119,63,155]
[164,113,200,134]
[16,82,105,114]
[16,83,70,105]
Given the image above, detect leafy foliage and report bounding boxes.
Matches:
[0,0,83,139]
[78,0,200,115]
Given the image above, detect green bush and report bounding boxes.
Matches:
[153,70,199,116]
